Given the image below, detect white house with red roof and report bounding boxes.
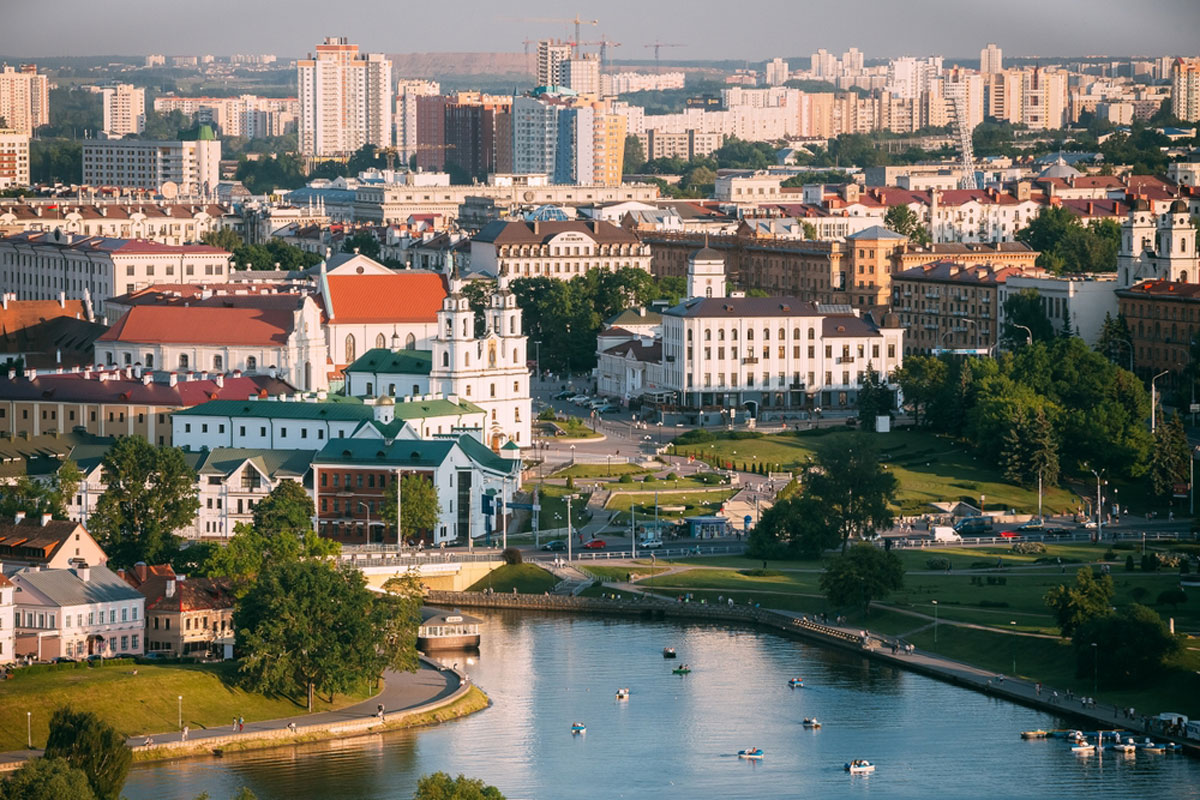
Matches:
[0,231,233,316]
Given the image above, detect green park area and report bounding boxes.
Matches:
[0,661,374,752]
[467,564,559,594]
[605,490,737,522]
[553,463,651,479]
[672,429,1081,516]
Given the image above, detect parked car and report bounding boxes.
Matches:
[1016,521,1045,532]
[569,395,591,406]
[582,538,607,550]
[553,390,574,400]
[541,540,567,551]
[998,529,1020,538]
[953,516,994,536]
[1078,519,1099,529]
[593,403,618,414]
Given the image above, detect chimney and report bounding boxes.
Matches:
[214,374,224,388]
[75,563,90,583]
[165,578,176,598]
[168,372,178,387]
[58,291,66,308]
[40,513,52,526]
[14,511,26,524]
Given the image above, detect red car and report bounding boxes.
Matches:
[998,530,1019,538]
[582,538,607,550]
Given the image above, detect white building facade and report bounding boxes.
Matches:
[297,37,393,157]
[101,84,146,137]
[82,137,222,195]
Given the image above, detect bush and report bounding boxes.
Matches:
[694,472,725,485]
[978,600,1010,608]
[674,429,715,445]
[537,407,557,421]
[618,473,634,484]
[1104,549,1116,561]
[1125,554,1136,571]
[1157,588,1187,608]
[1141,553,1160,572]
[566,476,575,490]
[739,569,783,577]
[664,472,678,481]
[1012,542,1046,554]
[1130,586,1149,602]
[926,557,952,570]
[502,547,523,565]
[1112,542,1135,551]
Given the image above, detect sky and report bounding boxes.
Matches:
[2,0,1197,61]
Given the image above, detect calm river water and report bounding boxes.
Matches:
[124,610,1200,800]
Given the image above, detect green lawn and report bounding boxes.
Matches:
[605,490,737,522]
[672,429,1080,516]
[512,484,591,534]
[553,463,651,479]
[549,417,603,439]
[0,662,373,751]
[466,564,559,594]
[584,565,669,581]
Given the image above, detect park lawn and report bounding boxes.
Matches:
[611,474,734,491]
[893,543,1112,571]
[673,429,1079,516]
[0,661,374,751]
[907,625,1200,719]
[585,565,669,581]
[553,463,652,479]
[467,564,559,594]
[512,484,591,534]
[554,417,603,439]
[665,554,823,570]
[605,490,736,520]
[643,566,821,594]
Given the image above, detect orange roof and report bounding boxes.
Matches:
[98,305,294,346]
[325,273,446,324]
[0,299,90,333]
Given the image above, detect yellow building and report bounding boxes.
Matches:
[593,110,626,187]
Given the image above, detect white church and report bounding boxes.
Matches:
[1118,198,1198,287]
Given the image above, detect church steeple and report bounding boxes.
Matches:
[687,239,726,299]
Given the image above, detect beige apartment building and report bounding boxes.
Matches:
[0,130,29,189]
[100,84,146,137]
[0,65,50,136]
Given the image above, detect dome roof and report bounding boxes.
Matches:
[1038,156,1081,180]
[690,246,723,261]
[1131,197,1151,211]
[1169,199,1188,213]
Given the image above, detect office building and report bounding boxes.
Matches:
[395,79,440,163]
[101,84,146,137]
[563,56,601,95]
[1172,57,1200,122]
[297,37,393,158]
[82,132,221,195]
[0,65,49,136]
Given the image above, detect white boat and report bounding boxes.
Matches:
[802,718,822,728]
[1137,738,1165,753]
[845,760,875,774]
[738,747,764,760]
[571,722,586,734]
[788,677,804,688]
[1108,742,1136,754]
[615,688,630,700]
[1070,741,1095,754]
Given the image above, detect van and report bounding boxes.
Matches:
[954,516,993,536]
[930,526,962,543]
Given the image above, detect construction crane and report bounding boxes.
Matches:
[578,37,621,69]
[945,81,978,190]
[515,15,598,57]
[644,41,684,73]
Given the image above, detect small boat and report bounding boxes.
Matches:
[663,648,677,659]
[1069,738,1095,754]
[845,760,875,774]
[615,688,630,699]
[738,747,764,760]
[1020,730,1048,739]
[1109,741,1137,754]
[802,718,821,728]
[1137,738,1165,753]
[673,665,691,675]
[571,722,586,734]
[788,677,804,688]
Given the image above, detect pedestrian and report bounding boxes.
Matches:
[232,717,238,731]
[1036,682,1042,696]
[288,722,297,734]
[182,725,189,742]
[238,715,244,732]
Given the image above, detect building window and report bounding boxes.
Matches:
[213,355,223,371]
[345,334,357,363]
[247,356,257,371]
[179,354,189,369]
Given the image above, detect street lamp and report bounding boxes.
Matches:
[1151,369,1170,432]
[1091,641,1098,695]
[26,711,31,749]
[565,494,579,563]
[177,695,183,731]
[1012,323,1033,347]
[1010,621,1017,675]
[570,444,576,465]
[358,501,372,544]
[1087,465,1105,541]
[932,600,938,643]
[656,420,664,447]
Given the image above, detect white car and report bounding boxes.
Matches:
[639,538,664,549]
[569,395,591,405]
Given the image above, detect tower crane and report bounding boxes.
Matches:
[515,15,599,57]
[644,41,684,73]
[578,36,621,69]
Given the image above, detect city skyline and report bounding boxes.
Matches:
[2,0,1198,61]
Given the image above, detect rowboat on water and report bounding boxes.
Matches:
[663,647,677,658]
[738,747,764,760]
[802,717,821,728]
[788,677,804,688]
[1020,729,1048,739]
[571,722,586,734]
[845,760,875,774]
[615,688,630,700]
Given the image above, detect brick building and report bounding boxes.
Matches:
[1116,279,1200,383]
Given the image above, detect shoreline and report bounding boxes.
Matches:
[425,590,1200,757]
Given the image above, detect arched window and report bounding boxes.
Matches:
[793,328,801,339]
[405,333,416,350]
[704,329,712,341]
[247,356,257,371]
[509,316,516,334]
[687,329,693,342]
[213,355,223,371]
[375,333,385,349]
[778,328,785,340]
[747,328,754,340]
[807,328,815,340]
[145,353,154,368]
[442,351,450,367]
[178,354,189,369]
[763,328,770,340]
[718,329,725,341]
[344,335,356,363]
[731,329,738,340]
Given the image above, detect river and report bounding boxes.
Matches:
[124,610,1200,800]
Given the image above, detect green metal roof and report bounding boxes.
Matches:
[312,438,455,468]
[195,448,315,479]
[0,431,110,479]
[457,434,520,475]
[390,398,484,420]
[345,348,433,376]
[173,399,375,422]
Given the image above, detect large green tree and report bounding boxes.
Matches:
[803,436,897,552]
[381,474,441,543]
[205,493,338,589]
[855,365,893,430]
[1016,206,1119,273]
[1095,312,1134,370]
[89,437,199,567]
[413,772,506,800]
[819,543,904,614]
[893,354,947,426]
[622,134,646,174]
[1000,288,1056,348]
[883,204,929,245]
[1072,604,1179,688]
[252,479,317,536]
[43,708,131,800]
[380,569,427,675]
[747,495,839,559]
[1148,412,1190,498]
[236,560,417,711]
[1001,406,1060,488]
[1044,567,1115,637]
[0,757,96,800]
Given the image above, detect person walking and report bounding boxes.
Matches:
[238,715,244,733]
[181,725,189,742]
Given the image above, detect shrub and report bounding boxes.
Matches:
[618,473,634,484]
[926,557,952,570]
[566,476,575,490]
[502,547,523,565]
[1112,542,1135,551]
[1012,542,1046,554]
[695,472,725,485]
[1104,549,1116,561]
[1125,554,1136,571]
[978,600,1010,608]
[674,429,715,445]
[1157,588,1187,609]
[664,472,678,481]
[1141,553,1160,572]
[740,569,783,577]
[537,407,557,421]
[1130,586,1149,602]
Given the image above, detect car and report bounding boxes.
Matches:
[593,403,618,414]
[582,538,607,550]
[998,529,1020,538]
[569,395,591,406]
[553,390,573,400]
[1016,521,1045,532]
[541,540,567,551]
[1078,519,1099,529]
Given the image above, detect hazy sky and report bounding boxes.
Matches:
[3,0,1197,60]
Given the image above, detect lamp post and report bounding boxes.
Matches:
[177,695,183,731]
[1151,369,1170,432]
[1091,641,1098,696]
[656,420,663,447]
[1088,466,1105,541]
[1012,323,1034,347]
[358,501,372,545]
[980,494,985,517]
[570,444,576,465]
[565,493,579,563]
[26,711,31,749]
[1010,620,1017,675]
[932,600,938,643]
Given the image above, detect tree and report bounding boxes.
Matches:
[622,134,646,174]
[747,495,839,559]
[342,232,381,260]
[1157,588,1187,610]
[412,772,506,800]
[1072,604,1179,688]
[819,543,904,614]
[0,757,96,800]
[88,437,199,567]
[1044,567,1115,637]
[1000,405,1060,488]
[1000,288,1056,348]
[1148,412,1189,498]
[43,708,131,800]
[252,479,316,536]
[236,560,412,711]
[1095,312,1134,370]
[803,436,897,551]
[883,204,929,245]
[380,569,426,675]
[1016,206,1119,273]
[893,354,947,426]
[380,474,441,543]
[856,364,893,430]
[200,228,244,252]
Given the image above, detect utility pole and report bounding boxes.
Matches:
[566,493,578,563]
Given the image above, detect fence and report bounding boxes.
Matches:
[529,544,745,563]
[890,529,1194,550]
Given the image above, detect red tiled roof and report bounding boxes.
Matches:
[0,231,229,256]
[325,273,447,324]
[0,299,90,332]
[98,306,294,346]
[0,371,294,407]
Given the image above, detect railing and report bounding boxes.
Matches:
[887,530,1193,549]
[530,543,746,562]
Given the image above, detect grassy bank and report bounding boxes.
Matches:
[131,685,491,763]
[0,662,373,752]
[466,564,558,594]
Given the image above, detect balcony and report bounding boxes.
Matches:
[836,356,855,364]
[742,357,759,364]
